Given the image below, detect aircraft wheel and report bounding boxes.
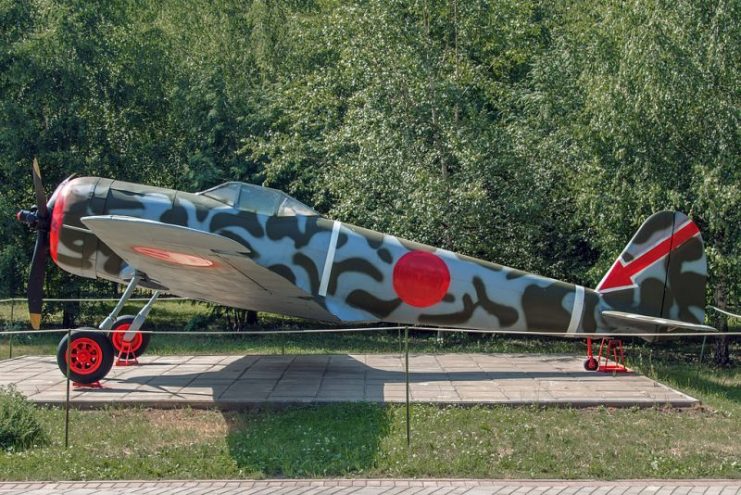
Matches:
[583,357,599,371]
[57,330,115,384]
[109,315,151,358]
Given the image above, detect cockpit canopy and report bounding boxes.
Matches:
[197,182,318,217]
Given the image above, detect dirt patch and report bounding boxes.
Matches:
[145,409,228,440]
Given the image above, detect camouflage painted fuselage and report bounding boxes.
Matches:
[51,177,708,336]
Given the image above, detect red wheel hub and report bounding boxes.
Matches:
[111,323,143,353]
[68,337,103,375]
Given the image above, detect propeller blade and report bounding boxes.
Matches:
[32,157,48,218]
[27,211,50,330]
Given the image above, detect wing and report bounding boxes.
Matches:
[81,215,338,322]
[601,310,715,332]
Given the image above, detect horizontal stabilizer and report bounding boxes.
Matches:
[602,310,715,333]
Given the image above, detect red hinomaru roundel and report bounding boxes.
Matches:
[132,246,215,268]
[392,251,451,307]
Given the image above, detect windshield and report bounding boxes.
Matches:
[198,182,318,217]
[199,182,240,206]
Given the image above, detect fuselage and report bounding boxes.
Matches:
[51,177,611,335]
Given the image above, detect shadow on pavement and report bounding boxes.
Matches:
[112,353,602,405]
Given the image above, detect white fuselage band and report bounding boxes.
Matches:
[318,220,341,297]
[567,285,585,334]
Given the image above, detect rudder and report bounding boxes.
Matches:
[597,211,707,326]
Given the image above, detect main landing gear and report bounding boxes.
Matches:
[55,273,159,384]
[57,330,115,384]
[110,315,152,361]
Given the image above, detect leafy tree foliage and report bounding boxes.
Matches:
[0,1,737,350]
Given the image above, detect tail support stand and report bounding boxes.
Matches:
[597,338,630,373]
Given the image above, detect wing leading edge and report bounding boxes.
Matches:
[81,215,339,322]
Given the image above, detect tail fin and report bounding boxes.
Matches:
[597,211,708,331]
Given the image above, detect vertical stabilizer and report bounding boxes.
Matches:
[597,211,707,327]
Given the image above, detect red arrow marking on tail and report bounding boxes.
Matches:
[597,221,700,292]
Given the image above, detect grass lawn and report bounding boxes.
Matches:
[0,299,738,480]
[0,381,737,480]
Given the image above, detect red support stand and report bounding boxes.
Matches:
[115,342,139,367]
[596,338,630,373]
[73,381,103,389]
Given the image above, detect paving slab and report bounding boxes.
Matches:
[0,479,737,495]
[0,353,698,409]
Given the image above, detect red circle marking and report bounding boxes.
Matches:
[49,183,69,264]
[132,246,214,267]
[111,322,143,353]
[392,251,450,307]
[68,337,103,375]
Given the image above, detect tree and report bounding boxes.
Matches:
[521,0,739,361]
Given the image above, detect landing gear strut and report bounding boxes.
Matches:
[583,337,599,371]
[99,274,159,365]
[55,273,159,384]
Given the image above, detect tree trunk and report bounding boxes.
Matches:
[713,322,730,366]
[224,309,258,331]
[246,310,258,326]
[61,282,79,328]
[62,302,79,328]
[713,283,731,366]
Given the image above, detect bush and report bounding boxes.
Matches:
[184,313,215,333]
[0,386,48,451]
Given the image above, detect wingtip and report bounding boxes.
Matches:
[29,313,41,330]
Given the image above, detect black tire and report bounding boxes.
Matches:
[108,315,151,358]
[583,357,599,371]
[56,330,115,384]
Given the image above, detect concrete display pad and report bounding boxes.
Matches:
[0,353,698,409]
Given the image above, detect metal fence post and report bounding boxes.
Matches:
[8,298,15,359]
[404,326,410,447]
[65,327,72,449]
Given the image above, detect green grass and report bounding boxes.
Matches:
[0,298,212,332]
[226,400,740,479]
[0,396,737,480]
[633,350,740,413]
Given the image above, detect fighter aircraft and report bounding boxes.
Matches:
[16,160,713,383]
